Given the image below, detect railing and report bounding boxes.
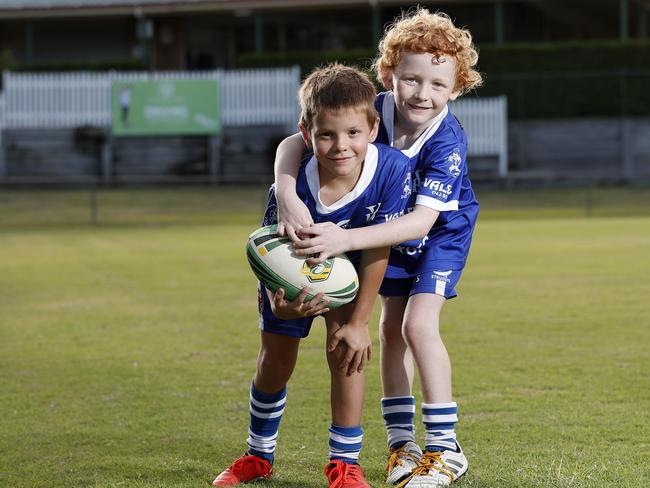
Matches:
[1,67,302,129]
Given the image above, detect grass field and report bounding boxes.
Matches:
[1,187,649,487]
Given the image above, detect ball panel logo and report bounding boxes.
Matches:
[301,257,335,282]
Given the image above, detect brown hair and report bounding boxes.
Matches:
[374,8,483,94]
[299,63,379,131]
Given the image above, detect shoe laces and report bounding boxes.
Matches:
[386,445,420,472]
[230,454,270,477]
[326,461,365,487]
[405,451,454,483]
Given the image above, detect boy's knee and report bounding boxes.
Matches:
[402,319,441,347]
[380,319,404,345]
[257,348,295,383]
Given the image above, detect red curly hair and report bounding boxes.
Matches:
[374,8,483,95]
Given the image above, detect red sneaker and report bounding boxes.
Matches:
[212,454,272,486]
[325,460,371,488]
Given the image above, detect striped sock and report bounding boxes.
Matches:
[381,396,416,449]
[329,424,363,464]
[246,383,286,464]
[422,401,458,452]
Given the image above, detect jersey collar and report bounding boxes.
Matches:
[381,92,448,158]
[305,143,379,215]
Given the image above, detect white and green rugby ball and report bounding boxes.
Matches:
[246,224,359,309]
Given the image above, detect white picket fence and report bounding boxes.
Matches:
[0,67,301,128]
[0,69,508,175]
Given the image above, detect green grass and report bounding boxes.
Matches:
[1,187,649,487]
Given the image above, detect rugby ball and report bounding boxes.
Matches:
[246,224,359,309]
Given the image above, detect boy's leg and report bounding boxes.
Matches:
[403,293,450,403]
[323,308,371,488]
[402,291,467,487]
[379,293,422,485]
[213,331,300,486]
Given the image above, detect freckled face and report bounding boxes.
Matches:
[386,51,460,135]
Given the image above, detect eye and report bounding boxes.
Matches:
[348,129,361,136]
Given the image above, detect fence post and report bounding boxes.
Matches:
[0,129,5,179]
[100,129,113,184]
[498,95,509,177]
[620,118,634,183]
[208,134,222,184]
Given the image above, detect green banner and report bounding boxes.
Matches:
[111,79,220,136]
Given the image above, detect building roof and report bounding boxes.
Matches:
[2,0,648,20]
[0,0,505,20]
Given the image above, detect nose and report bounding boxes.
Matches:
[414,85,427,101]
[333,136,349,152]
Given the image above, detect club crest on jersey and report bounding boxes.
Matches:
[402,173,412,199]
[447,149,462,177]
[301,257,335,282]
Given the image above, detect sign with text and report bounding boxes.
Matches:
[111,79,220,136]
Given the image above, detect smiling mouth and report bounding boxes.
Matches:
[330,156,353,163]
[408,104,431,111]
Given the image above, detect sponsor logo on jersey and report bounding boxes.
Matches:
[447,149,462,177]
[422,178,453,199]
[433,270,452,283]
[384,211,405,222]
[301,257,335,282]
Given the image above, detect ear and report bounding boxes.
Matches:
[368,117,380,143]
[382,74,394,91]
[449,89,461,102]
[299,123,312,147]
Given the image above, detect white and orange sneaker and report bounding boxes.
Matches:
[401,443,468,487]
[386,441,422,485]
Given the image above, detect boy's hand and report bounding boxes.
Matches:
[327,323,372,376]
[294,222,351,264]
[270,287,329,320]
[276,192,313,242]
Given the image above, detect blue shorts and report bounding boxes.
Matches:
[257,286,315,338]
[379,269,464,299]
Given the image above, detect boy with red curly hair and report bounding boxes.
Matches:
[274,8,483,487]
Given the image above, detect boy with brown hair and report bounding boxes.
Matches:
[212,63,411,487]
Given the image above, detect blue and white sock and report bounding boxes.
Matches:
[381,395,416,449]
[422,401,458,452]
[246,383,286,464]
[329,424,363,464]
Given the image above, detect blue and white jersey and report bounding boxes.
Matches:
[262,143,411,270]
[375,91,480,277]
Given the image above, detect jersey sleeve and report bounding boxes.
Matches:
[414,134,467,212]
[368,151,411,226]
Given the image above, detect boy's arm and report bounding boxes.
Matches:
[295,205,440,261]
[274,133,313,241]
[328,246,390,376]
